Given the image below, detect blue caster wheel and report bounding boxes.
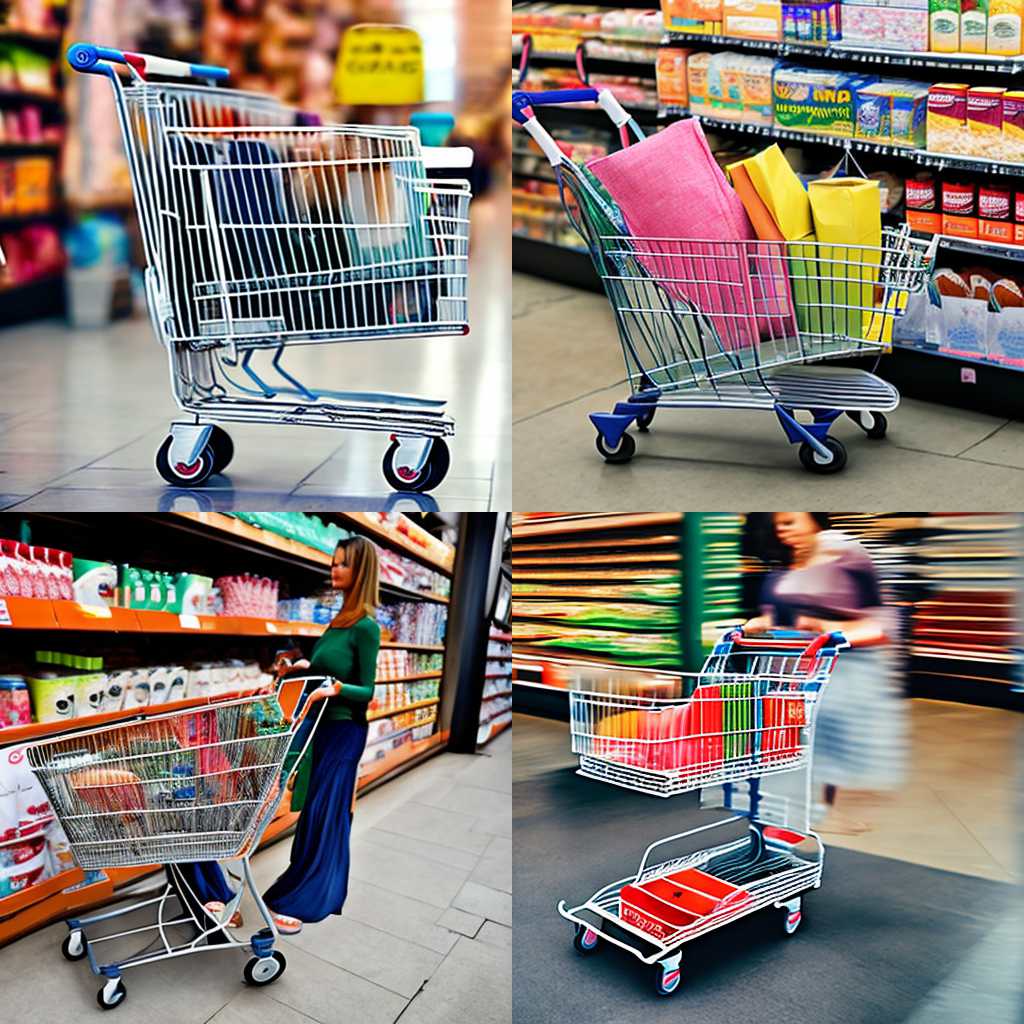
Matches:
[595,431,635,464]
[572,923,602,956]
[653,959,682,997]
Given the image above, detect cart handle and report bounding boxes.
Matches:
[67,42,229,81]
[726,628,847,674]
[276,674,341,724]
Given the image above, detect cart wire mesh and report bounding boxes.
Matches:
[27,694,293,868]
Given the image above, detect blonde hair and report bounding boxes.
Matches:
[330,536,380,629]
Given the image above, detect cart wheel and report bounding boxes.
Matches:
[636,409,655,433]
[382,438,450,492]
[62,930,86,961]
[847,410,887,440]
[243,951,287,986]
[782,906,802,935]
[798,437,847,474]
[207,426,235,472]
[595,431,636,464]
[97,979,126,1010]
[155,435,215,487]
[572,923,602,956]
[653,961,682,997]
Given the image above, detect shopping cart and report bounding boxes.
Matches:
[556,628,847,996]
[26,673,340,1010]
[512,87,938,473]
[68,43,473,491]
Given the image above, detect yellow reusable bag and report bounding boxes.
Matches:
[807,178,882,341]
[729,145,821,338]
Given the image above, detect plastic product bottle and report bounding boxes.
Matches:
[76,656,108,717]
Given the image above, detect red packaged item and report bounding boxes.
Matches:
[942,181,978,239]
[906,176,940,234]
[619,869,750,940]
[979,185,1011,220]
[761,687,805,761]
[1015,192,1024,244]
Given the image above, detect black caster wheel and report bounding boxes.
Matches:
[207,426,235,472]
[156,435,215,486]
[382,438,450,493]
[798,437,847,474]
[782,902,803,936]
[595,431,636,464]
[97,979,127,1010]
[61,930,87,961]
[846,410,887,440]
[653,960,682,997]
[635,409,655,433]
[243,950,287,986]
[572,923,602,956]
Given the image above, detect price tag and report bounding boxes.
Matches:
[265,621,279,634]
[179,614,200,630]
[0,598,10,627]
[334,24,424,106]
[77,602,112,619]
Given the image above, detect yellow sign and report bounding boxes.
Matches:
[335,24,424,106]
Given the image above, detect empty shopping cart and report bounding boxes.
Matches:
[512,87,937,473]
[27,674,339,1010]
[68,43,472,491]
[557,628,847,996]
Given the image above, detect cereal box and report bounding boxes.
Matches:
[926,83,970,154]
[967,86,1006,156]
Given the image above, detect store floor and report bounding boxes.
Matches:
[0,192,509,513]
[512,273,1024,508]
[513,706,1023,1023]
[2,731,511,1024]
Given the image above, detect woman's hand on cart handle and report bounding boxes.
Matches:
[742,615,774,634]
[67,43,229,81]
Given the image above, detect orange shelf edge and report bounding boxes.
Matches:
[338,513,455,575]
[376,671,442,684]
[172,512,332,567]
[367,697,440,722]
[358,730,445,786]
[380,642,445,652]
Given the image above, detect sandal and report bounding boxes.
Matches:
[204,900,243,929]
[272,913,303,934]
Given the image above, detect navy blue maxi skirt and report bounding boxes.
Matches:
[175,719,368,923]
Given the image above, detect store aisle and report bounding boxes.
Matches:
[513,710,1021,1024]
[512,273,1024,509]
[0,192,509,513]
[1,731,511,1024]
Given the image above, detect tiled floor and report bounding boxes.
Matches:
[0,194,509,512]
[512,272,1024,509]
[2,730,511,1024]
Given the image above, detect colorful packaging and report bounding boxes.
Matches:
[988,0,1024,53]
[26,675,77,722]
[967,87,1006,156]
[855,84,893,143]
[0,677,31,729]
[723,0,783,38]
[662,0,725,30]
[773,67,876,136]
[1001,91,1024,161]
[961,0,989,48]
[687,52,712,110]
[782,0,841,42]
[72,558,117,607]
[891,85,930,147]
[930,0,961,48]
[942,180,978,238]
[840,4,931,49]
[906,175,941,233]
[656,48,690,110]
[707,52,746,119]
[927,84,970,154]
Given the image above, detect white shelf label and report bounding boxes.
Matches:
[0,598,10,627]
[265,621,279,633]
[179,614,201,630]
[77,602,112,619]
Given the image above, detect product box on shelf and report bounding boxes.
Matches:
[723,0,784,38]
[773,66,876,136]
[941,180,978,237]
[656,47,690,110]
[782,1,841,43]
[687,51,712,111]
[930,0,961,49]
[978,183,1014,240]
[927,83,971,155]
[1001,91,1024,161]
[855,81,928,146]
[840,4,930,50]
[988,0,1024,53]
[967,86,1006,157]
[662,0,725,32]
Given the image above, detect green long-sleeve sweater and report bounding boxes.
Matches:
[308,616,381,722]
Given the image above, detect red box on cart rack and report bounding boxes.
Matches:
[619,869,751,940]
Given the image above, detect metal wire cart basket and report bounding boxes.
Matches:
[69,43,472,491]
[557,628,847,997]
[27,673,339,1010]
[513,86,938,474]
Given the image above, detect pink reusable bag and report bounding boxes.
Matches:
[587,119,793,350]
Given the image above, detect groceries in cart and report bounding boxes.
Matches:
[68,42,472,491]
[512,85,937,474]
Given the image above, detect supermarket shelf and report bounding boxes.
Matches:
[359,730,445,785]
[491,631,513,642]
[485,671,513,679]
[0,87,61,106]
[513,513,682,538]
[0,209,61,226]
[377,671,443,684]
[381,641,446,652]
[513,233,597,288]
[367,697,440,722]
[483,687,514,698]
[912,231,1024,262]
[477,714,511,745]
[0,29,63,50]
[382,581,450,605]
[0,595,327,637]
[479,707,513,727]
[0,141,60,154]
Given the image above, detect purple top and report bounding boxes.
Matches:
[760,535,891,635]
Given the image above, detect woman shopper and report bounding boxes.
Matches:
[745,512,906,835]
[176,536,380,934]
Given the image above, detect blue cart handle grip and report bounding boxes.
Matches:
[67,42,229,81]
[512,88,600,123]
